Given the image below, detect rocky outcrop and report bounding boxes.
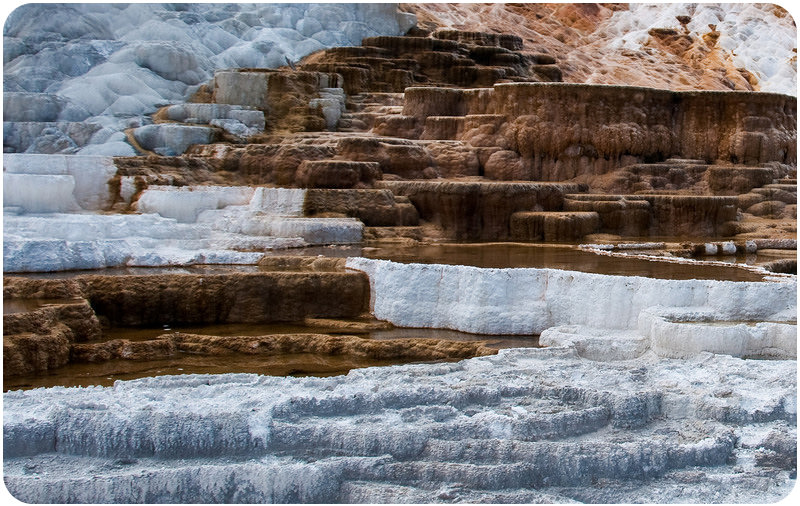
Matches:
[564,194,738,236]
[303,189,419,227]
[4,270,369,328]
[296,160,382,189]
[510,211,600,242]
[3,268,372,378]
[79,272,368,327]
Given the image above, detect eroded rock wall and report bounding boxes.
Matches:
[397,83,796,180]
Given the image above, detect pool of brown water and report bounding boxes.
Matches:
[358,243,768,281]
[18,243,770,281]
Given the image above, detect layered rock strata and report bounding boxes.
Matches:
[387,84,796,178]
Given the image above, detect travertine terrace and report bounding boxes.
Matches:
[3,3,797,504]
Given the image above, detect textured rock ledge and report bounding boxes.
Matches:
[3,347,795,503]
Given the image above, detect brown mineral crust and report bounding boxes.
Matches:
[334,136,437,179]
[563,194,738,236]
[4,329,71,377]
[3,276,84,300]
[70,337,177,363]
[3,300,101,343]
[300,27,550,94]
[302,317,394,333]
[510,211,601,242]
[78,272,370,327]
[167,332,497,361]
[707,166,776,195]
[256,256,348,272]
[400,83,795,180]
[422,140,481,178]
[381,180,586,241]
[6,271,370,328]
[212,69,341,133]
[302,189,419,227]
[295,160,382,189]
[3,300,102,376]
[233,143,337,186]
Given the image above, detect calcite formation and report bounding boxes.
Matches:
[2,3,797,504]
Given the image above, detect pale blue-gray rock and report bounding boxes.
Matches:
[3,3,416,154]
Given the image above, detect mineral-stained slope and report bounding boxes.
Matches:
[404,2,797,95]
[3,3,416,155]
[3,348,796,503]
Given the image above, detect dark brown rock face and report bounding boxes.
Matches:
[564,194,738,236]
[381,181,586,241]
[394,83,795,179]
[80,272,369,327]
[296,160,382,189]
[303,189,419,227]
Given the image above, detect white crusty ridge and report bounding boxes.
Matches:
[345,257,797,360]
[345,258,796,334]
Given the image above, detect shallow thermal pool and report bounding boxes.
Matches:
[17,242,771,282]
[4,242,785,390]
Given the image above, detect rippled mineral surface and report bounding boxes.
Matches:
[2,347,796,503]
